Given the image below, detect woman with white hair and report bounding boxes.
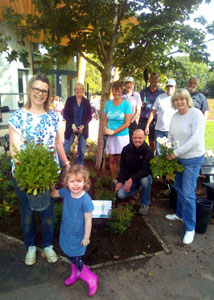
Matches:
[165,88,206,245]
[63,82,92,165]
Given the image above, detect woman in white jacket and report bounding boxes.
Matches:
[165,88,206,245]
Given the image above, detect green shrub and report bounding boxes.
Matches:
[0,153,18,217]
[85,139,97,162]
[0,200,14,219]
[95,189,115,200]
[108,204,135,234]
[96,175,114,189]
[88,167,97,178]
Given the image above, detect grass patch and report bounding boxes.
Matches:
[205,121,214,150]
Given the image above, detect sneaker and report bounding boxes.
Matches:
[44,245,58,263]
[138,205,149,215]
[165,214,183,221]
[25,246,37,266]
[183,231,195,245]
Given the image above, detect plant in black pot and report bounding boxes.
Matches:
[13,141,60,211]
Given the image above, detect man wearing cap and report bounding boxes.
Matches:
[139,73,165,152]
[187,77,209,120]
[122,77,142,137]
[145,79,176,155]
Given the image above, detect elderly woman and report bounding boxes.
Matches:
[9,74,69,265]
[63,82,92,165]
[165,88,206,245]
[103,81,131,182]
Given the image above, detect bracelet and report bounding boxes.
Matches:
[63,161,70,166]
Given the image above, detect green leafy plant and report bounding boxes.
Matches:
[150,137,184,182]
[97,175,114,189]
[0,200,14,219]
[13,142,60,195]
[0,153,17,218]
[85,139,97,163]
[95,189,115,200]
[108,204,135,234]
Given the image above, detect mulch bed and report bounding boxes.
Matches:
[0,199,163,266]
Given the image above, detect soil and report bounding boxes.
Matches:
[0,158,208,266]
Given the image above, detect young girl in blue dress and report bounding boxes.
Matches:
[51,165,98,297]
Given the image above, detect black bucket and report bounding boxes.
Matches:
[196,199,213,234]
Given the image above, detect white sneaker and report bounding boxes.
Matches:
[165,214,183,221]
[183,231,195,245]
[44,245,58,263]
[25,246,37,266]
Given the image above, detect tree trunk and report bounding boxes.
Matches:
[95,63,112,169]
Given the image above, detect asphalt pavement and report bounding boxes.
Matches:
[0,197,214,300]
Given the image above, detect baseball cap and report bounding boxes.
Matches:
[124,76,134,83]
[166,79,176,86]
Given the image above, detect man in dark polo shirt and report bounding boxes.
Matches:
[187,77,209,120]
[139,73,165,152]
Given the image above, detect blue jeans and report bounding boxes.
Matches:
[117,175,153,206]
[64,134,86,165]
[174,155,204,231]
[155,130,168,156]
[13,179,55,249]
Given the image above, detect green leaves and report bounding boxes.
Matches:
[150,142,184,182]
[109,204,135,234]
[13,142,60,195]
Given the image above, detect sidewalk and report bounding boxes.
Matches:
[0,198,214,300]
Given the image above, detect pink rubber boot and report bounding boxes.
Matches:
[79,265,98,297]
[64,263,79,286]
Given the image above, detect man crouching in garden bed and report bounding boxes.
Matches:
[115,129,154,215]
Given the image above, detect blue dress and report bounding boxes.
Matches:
[59,188,94,257]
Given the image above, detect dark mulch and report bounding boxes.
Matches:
[0,199,163,266]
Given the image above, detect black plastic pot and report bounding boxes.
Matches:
[196,199,213,234]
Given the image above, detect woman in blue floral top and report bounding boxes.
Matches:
[9,74,69,266]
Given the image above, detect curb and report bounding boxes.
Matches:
[0,219,171,269]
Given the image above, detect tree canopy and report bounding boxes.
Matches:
[2,0,212,167]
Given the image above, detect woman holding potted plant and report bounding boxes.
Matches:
[9,74,70,266]
[165,88,206,245]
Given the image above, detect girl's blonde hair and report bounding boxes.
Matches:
[62,164,91,191]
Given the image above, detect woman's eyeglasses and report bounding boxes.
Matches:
[173,98,186,102]
[32,87,49,95]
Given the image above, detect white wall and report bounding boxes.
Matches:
[0,23,31,116]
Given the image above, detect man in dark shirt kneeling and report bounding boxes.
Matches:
[115,129,154,215]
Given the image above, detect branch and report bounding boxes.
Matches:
[97,30,108,62]
[78,50,104,73]
[109,0,127,61]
